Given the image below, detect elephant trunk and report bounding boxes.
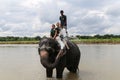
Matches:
[40,50,60,69]
[41,57,60,69]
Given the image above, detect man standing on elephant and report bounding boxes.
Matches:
[59,10,68,36]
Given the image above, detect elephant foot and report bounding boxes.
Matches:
[46,69,53,78]
[56,74,62,78]
[67,67,77,73]
[47,75,52,78]
[46,78,53,80]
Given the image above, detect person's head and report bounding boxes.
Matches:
[59,23,63,28]
[60,10,64,15]
[56,22,60,27]
[51,24,55,29]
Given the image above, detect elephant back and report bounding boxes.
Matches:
[65,41,80,72]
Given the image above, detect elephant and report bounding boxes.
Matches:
[38,38,81,78]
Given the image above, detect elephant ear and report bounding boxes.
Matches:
[47,38,60,52]
[54,40,61,53]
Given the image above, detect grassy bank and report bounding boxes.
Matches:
[0,38,120,44]
[71,38,120,44]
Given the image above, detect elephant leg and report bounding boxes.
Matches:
[56,55,66,78]
[46,69,53,78]
[56,67,64,78]
[67,66,78,73]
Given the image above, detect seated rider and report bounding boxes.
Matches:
[50,24,56,38]
[59,23,69,50]
[53,22,69,58]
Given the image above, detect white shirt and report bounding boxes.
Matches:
[59,28,67,38]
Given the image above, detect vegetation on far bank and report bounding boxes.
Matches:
[0,34,120,44]
[71,38,120,44]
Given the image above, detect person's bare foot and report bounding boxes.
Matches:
[56,49,64,60]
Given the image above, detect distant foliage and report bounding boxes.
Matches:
[76,34,120,39]
[0,34,120,41]
[0,36,41,41]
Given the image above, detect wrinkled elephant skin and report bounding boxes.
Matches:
[38,38,81,78]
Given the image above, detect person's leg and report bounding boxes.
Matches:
[63,26,68,37]
[56,37,65,59]
[56,36,65,50]
[63,26,67,30]
[63,39,69,49]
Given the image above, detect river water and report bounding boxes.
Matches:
[0,44,120,80]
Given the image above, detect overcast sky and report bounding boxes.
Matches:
[0,0,120,37]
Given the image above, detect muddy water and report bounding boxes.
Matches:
[0,44,120,80]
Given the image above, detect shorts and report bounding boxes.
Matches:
[63,26,67,30]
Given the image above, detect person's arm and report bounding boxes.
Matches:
[59,16,61,21]
[62,29,67,37]
[50,30,52,38]
[64,15,67,26]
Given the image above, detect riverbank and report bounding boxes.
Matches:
[0,38,120,44]
[71,38,120,44]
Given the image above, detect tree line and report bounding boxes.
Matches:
[0,34,120,41]
[0,36,41,41]
[76,34,120,39]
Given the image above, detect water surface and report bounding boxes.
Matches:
[0,44,120,80]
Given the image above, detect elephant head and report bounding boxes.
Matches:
[38,38,60,69]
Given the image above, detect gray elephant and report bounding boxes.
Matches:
[38,38,81,78]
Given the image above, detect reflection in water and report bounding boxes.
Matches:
[0,44,120,80]
[45,72,79,80]
[64,72,79,80]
